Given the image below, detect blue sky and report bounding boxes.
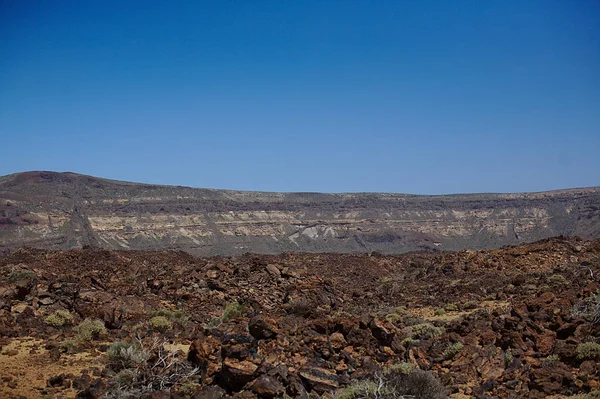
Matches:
[1,1,599,194]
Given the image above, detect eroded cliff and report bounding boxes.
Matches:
[1,171,598,255]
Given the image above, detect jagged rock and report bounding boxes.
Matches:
[299,365,339,394]
[249,316,278,340]
[369,318,394,345]
[265,265,281,278]
[251,375,285,398]
[219,358,259,392]
[329,332,346,351]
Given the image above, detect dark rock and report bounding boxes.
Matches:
[248,316,278,340]
[299,365,339,394]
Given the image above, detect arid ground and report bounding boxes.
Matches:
[1,236,599,398]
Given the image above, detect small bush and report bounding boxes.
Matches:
[8,269,36,282]
[505,348,514,366]
[149,309,188,324]
[59,340,77,353]
[575,342,600,360]
[75,319,106,341]
[107,341,150,371]
[570,390,600,399]
[548,274,567,286]
[434,308,446,316]
[541,354,560,367]
[149,315,172,331]
[45,310,73,327]
[443,342,463,359]
[115,369,136,386]
[409,323,444,340]
[335,381,379,399]
[384,362,415,375]
[385,313,402,324]
[444,303,459,312]
[334,367,445,399]
[571,291,600,324]
[386,369,446,399]
[221,301,244,322]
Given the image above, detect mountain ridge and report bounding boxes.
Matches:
[1,170,599,255]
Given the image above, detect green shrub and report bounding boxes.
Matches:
[334,367,445,399]
[45,310,73,327]
[59,340,77,353]
[115,368,136,386]
[75,319,106,341]
[505,348,514,366]
[570,390,600,399]
[8,269,36,282]
[409,323,444,340]
[571,291,600,324]
[384,362,415,375]
[385,313,402,324]
[149,308,188,323]
[442,342,463,359]
[434,308,446,316]
[548,274,567,286]
[541,354,560,367]
[221,301,244,322]
[107,341,150,371]
[149,315,172,331]
[575,342,600,360]
[444,303,459,312]
[335,381,379,399]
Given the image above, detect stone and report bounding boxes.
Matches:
[251,375,285,398]
[265,265,281,278]
[249,316,278,340]
[329,332,346,351]
[299,365,339,393]
[219,358,259,392]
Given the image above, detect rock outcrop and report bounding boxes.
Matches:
[1,171,599,255]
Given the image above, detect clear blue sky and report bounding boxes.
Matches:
[1,1,599,194]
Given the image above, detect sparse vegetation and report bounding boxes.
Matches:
[434,308,446,316]
[75,318,106,341]
[541,354,560,367]
[149,315,172,331]
[444,303,459,312]
[442,342,463,359]
[548,274,567,286]
[335,380,379,399]
[384,362,415,375]
[149,308,188,324]
[59,339,77,354]
[571,291,600,324]
[221,301,244,322]
[575,342,600,360]
[8,269,36,282]
[107,341,150,371]
[105,339,198,397]
[570,391,600,399]
[45,309,73,327]
[409,323,444,340]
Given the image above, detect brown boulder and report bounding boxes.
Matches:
[251,375,285,398]
[249,316,278,340]
[219,358,259,392]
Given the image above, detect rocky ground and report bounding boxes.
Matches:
[0,236,599,398]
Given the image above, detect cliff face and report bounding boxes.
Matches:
[1,171,599,255]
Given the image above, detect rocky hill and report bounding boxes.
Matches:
[1,171,599,255]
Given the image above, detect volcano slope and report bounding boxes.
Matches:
[1,237,600,398]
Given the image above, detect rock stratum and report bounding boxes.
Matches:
[0,171,599,255]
